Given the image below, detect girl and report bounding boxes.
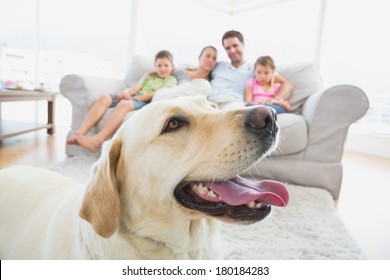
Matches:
[245,56,291,113]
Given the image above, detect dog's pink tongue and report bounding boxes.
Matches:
[205,176,289,207]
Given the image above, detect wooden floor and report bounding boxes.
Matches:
[0,127,68,168]
[0,127,389,259]
[338,151,390,259]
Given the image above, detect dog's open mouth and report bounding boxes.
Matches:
[174,176,289,222]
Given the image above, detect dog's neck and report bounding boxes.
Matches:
[120,217,222,259]
[79,214,222,259]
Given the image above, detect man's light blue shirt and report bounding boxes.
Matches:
[210,61,254,101]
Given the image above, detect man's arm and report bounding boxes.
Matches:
[274,74,294,100]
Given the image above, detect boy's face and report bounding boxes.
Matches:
[155,57,174,78]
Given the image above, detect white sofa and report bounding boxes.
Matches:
[60,56,369,199]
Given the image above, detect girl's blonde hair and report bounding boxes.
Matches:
[255,56,276,87]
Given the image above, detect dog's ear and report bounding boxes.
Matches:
[79,139,122,238]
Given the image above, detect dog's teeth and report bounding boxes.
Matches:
[194,183,208,195]
[256,202,267,208]
[246,201,267,209]
[247,201,256,208]
[207,190,218,197]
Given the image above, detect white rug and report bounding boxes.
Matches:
[48,156,365,260]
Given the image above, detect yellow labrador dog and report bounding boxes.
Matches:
[0,96,288,259]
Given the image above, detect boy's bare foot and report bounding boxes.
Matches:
[66,135,78,145]
[75,133,102,153]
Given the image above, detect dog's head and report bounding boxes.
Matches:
[79,96,289,238]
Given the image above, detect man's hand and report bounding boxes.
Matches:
[272,97,292,112]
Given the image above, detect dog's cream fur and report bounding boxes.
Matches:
[0,96,278,259]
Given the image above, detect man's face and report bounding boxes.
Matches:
[223,37,244,66]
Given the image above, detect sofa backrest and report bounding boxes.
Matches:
[124,56,324,114]
[124,56,154,87]
[278,62,324,114]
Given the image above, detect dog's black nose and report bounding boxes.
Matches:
[245,106,277,135]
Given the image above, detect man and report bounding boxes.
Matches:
[209,30,293,110]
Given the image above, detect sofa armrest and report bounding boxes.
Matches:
[60,74,127,106]
[301,85,369,161]
[60,74,127,130]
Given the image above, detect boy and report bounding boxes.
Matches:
[68,50,177,152]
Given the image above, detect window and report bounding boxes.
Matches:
[320,0,390,135]
[0,0,133,90]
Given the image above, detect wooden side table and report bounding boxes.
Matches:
[0,89,57,140]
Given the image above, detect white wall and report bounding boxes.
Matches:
[134,0,229,65]
[134,0,320,66]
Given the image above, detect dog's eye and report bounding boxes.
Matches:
[163,118,185,133]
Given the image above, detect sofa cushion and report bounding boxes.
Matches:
[272,113,308,156]
[278,63,323,114]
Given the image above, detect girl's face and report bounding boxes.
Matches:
[199,48,217,72]
[254,64,274,86]
[155,57,174,78]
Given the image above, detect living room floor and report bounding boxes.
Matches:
[0,127,389,259]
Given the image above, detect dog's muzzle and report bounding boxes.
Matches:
[174,105,288,223]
